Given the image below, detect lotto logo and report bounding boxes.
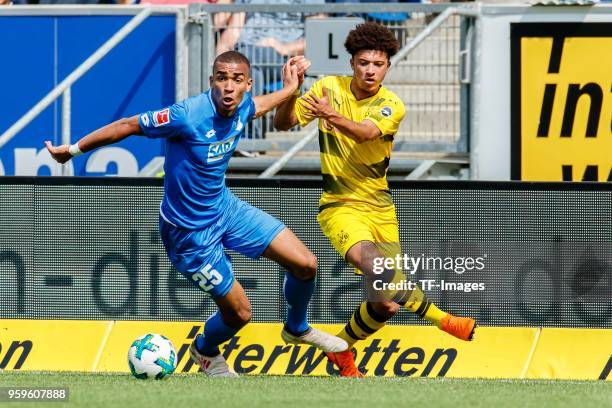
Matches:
[140,114,150,127]
[235,118,243,131]
[153,108,170,127]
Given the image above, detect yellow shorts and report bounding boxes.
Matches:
[318,203,410,301]
[317,202,400,262]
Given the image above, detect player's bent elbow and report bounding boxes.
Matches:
[118,116,138,127]
[354,134,371,144]
[355,130,380,144]
[273,116,294,131]
[274,122,289,131]
[117,116,142,137]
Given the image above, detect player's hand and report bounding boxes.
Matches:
[45,141,72,164]
[288,55,311,87]
[281,58,301,94]
[301,87,336,120]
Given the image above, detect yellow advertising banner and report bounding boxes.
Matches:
[1,320,609,380]
[526,328,612,381]
[97,322,537,378]
[96,321,200,373]
[511,23,612,181]
[0,320,110,371]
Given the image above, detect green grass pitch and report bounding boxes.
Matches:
[0,372,610,408]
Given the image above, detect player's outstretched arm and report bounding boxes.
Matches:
[45,115,141,164]
[274,95,300,130]
[272,57,312,131]
[252,56,310,119]
[273,88,301,131]
[301,88,381,143]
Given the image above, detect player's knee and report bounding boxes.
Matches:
[373,301,400,319]
[223,305,252,328]
[236,307,252,327]
[303,253,318,279]
[292,252,317,281]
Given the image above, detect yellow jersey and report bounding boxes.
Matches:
[294,76,406,210]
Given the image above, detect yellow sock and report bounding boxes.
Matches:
[338,302,388,347]
[402,285,447,328]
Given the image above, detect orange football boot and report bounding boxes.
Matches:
[326,350,365,378]
[440,314,477,341]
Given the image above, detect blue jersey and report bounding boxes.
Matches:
[138,91,256,229]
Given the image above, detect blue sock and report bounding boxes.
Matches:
[284,272,315,335]
[196,311,239,357]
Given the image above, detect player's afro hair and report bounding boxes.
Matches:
[213,51,251,73]
[344,22,400,60]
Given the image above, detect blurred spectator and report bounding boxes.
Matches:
[216,0,324,138]
[6,0,227,3]
[141,0,233,17]
[14,0,101,3]
[210,0,236,38]
[328,0,413,24]
[214,0,235,31]
[328,0,414,47]
[427,0,473,24]
[217,0,324,56]
[9,0,138,3]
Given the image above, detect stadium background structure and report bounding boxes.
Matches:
[1,177,610,329]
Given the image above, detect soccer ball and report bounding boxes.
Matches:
[127,334,177,380]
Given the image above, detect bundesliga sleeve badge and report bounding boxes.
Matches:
[381,106,392,117]
[152,108,171,127]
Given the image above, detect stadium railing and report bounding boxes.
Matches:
[188,3,479,178]
[0,4,476,179]
[0,5,189,176]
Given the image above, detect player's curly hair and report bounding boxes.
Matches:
[344,22,399,60]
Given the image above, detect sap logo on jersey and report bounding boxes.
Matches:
[208,136,236,163]
[153,108,170,127]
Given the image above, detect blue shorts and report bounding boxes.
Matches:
[159,194,285,299]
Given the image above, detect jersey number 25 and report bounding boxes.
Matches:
[192,264,223,292]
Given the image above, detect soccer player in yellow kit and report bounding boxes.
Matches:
[274,22,476,377]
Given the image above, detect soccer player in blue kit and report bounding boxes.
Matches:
[46,51,347,377]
